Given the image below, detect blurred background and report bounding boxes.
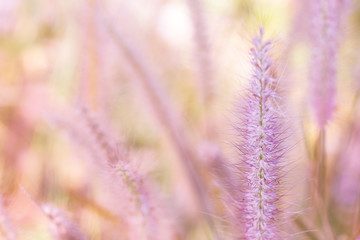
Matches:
[1,0,360,239]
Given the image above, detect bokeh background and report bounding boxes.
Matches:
[1,0,360,239]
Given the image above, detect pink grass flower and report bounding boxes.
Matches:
[309,0,350,127]
[233,28,287,239]
[53,105,174,240]
[333,124,360,206]
[42,203,88,240]
[0,195,16,240]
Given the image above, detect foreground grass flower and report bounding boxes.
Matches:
[234,28,287,239]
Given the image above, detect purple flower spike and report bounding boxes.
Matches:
[309,0,342,127]
[234,28,286,239]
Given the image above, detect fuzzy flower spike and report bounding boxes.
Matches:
[234,28,286,239]
[309,0,340,127]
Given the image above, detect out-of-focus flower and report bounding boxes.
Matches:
[333,124,360,206]
[42,203,88,240]
[0,0,18,35]
[54,105,175,240]
[0,195,16,240]
[309,0,352,127]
